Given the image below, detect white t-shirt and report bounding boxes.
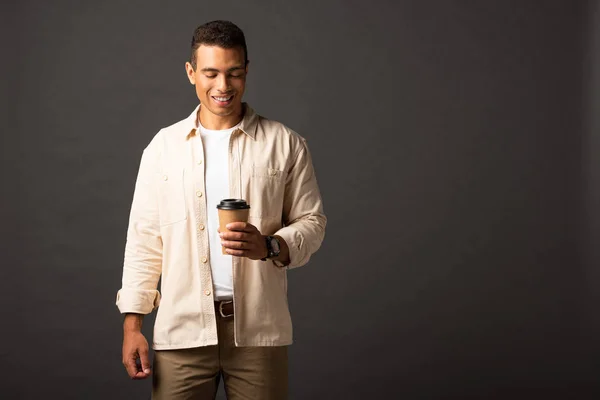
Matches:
[198,121,240,301]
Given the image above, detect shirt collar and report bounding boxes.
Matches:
[185,102,258,140]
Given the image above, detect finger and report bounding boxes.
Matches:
[133,370,150,380]
[225,248,248,257]
[225,222,256,232]
[222,240,249,250]
[139,347,152,375]
[123,357,139,378]
[131,359,150,380]
[220,231,249,241]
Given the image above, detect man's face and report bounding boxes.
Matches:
[185,45,248,119]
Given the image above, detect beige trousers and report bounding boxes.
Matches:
[151,307,288,400]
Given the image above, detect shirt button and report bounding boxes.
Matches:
[196,191,203,197]
[197,160,203,165]
[198,224,205,231]
[162,175,168,181]
[201,256,208,263]
[204,289,211,296]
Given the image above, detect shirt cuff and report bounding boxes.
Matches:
[274,226,305,269]
[116,288,161,314]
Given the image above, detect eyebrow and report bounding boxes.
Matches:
[200,66,245,73]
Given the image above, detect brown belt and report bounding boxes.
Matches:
[215,300,234,318]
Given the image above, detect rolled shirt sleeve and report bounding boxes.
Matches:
[116,140,163,314]
[275,138,326,269]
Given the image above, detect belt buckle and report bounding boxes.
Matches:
[219,300,234,318]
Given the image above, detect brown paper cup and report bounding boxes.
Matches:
[218,208,250,254]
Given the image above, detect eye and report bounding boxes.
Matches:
[205,75,217,79]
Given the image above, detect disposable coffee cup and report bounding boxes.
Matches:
[217,199,251,255]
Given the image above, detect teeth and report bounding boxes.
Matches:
[213,96,232,102]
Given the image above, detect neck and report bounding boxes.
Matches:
[198,105,243,130]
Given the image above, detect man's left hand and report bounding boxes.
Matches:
[219,222,268,260]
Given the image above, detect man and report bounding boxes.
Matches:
[115,20,326,399]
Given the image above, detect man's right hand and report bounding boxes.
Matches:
[122,314,152,380]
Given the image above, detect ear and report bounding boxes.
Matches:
[185,62,196,85]
[245,60,250,75]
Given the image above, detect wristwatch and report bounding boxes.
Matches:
[261,235,281,261]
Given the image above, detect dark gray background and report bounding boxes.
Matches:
[2,0,599,398]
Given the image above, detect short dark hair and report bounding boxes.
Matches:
[190,20,248,70]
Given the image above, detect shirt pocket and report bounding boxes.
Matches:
[249,166,287,219]
[157,167,187,226]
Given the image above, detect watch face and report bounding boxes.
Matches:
[270,237,280,254]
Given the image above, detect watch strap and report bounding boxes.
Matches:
[261,235,273,261]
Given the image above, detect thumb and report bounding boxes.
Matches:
[139,347,151,374]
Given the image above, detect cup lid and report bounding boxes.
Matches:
[216,199,250,210]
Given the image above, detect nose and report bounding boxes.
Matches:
[215,74,230,93]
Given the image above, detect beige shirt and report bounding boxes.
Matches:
[116,104,326,349]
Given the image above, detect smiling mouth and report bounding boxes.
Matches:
[212,95,233,102]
